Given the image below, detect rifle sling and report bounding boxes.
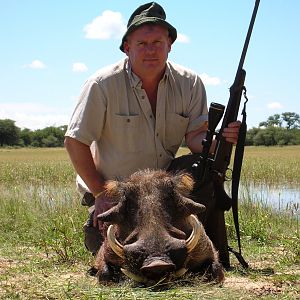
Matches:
[230,88,249,269]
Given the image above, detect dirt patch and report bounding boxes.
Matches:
[0,258,16,274]
[225,276,284,297]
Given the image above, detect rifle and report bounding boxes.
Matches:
[192,0,260,268]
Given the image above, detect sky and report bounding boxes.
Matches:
[0,0,299,130]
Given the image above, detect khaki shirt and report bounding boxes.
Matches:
[65,58,208,181]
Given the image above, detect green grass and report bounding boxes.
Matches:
[0,146,299,299]
[177,145,300,185]
[241,146,300,185]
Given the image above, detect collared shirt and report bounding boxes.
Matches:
[65,58,208,180]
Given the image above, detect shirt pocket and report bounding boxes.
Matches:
[112,114,143,152]
[165,113,189,152]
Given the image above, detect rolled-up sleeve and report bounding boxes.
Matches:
[186,74,208,133]
[65,79,106,146]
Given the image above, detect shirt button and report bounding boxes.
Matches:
[156,133,159,137]
[127,119,130,122]
[159,154,162,157]
[150,115,153,118]
[141,96,145,99]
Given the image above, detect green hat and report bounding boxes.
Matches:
[120,2,177,52]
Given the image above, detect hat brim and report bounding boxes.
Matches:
[119,17,177,52]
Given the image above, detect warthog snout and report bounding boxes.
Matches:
[141,258,175,279]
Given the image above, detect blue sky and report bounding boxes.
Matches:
[1,0,299,130]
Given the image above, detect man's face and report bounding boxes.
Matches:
[123,24,172,78]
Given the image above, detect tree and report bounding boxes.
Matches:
[273,127,296,146]
[245,127,260,145]
[259,113,282,128]
[31,126,66,147]
[0,119,20,146]
[41,135,59,147]
[281,112,300,129]
[19,128,33,146]
[0,120,68,147]
[253,127,277,146]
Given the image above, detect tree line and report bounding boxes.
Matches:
[0,112,299,147]
[0,119,67,147]
[246,112,300,146]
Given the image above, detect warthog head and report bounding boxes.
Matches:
[95,169,224,284]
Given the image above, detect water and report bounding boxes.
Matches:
[230,181,300,217]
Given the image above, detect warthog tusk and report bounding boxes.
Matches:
[121,268,148,283]
[107,224,125,259]
[186,214,202,253]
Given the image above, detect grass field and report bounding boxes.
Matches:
[177,145,300,185]
[0,146,299,299]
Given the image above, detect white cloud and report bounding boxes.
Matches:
[200,73,222,86]
[267,102,283,110]
[177,33,190,43]
[24,60,46,69]
[83,10,191,45]
[0,102,70,129]
[14,113,69,130]
[84,10,126,40]
[72,62,88,73]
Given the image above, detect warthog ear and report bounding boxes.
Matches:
[173,173,206,215]
[97,180,125,223]
[105,180,122,197]
[97,202,124,223]
[174,173,194,195]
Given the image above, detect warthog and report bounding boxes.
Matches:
[94,169,224,284]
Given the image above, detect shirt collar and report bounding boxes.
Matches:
[125,58,170,88]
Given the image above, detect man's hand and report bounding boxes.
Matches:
[93,193,114,230]
[222,121,241,144]
[186,120,241,153]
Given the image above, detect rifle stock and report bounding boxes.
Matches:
[209,67,249,268]
[212,68,246,178]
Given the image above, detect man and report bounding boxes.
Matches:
[64,2,240,254]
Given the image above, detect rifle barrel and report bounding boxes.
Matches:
[237,0,260,72]
[212,0,260,176]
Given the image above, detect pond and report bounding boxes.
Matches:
[227,181,300,218]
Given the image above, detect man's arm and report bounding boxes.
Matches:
[185,126,207,154]
[64,137,105,196]
[65,137,110,228]
[185,121,241,153]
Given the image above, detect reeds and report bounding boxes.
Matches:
[241,145,300,185]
